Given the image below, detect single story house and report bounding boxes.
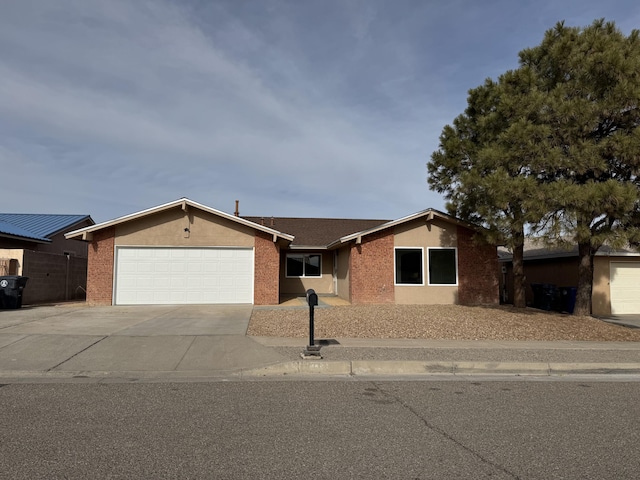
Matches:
[65,198,499,306]
[0,213,94,303]
[499,239,640,316]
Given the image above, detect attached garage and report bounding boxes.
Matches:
[114,247,254,305]
[609,262,640,315]
[64,198,294,306]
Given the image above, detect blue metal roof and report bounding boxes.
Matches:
[0,214,92,242]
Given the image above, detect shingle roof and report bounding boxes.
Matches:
[242,217,389,247]
[0,214,93,243]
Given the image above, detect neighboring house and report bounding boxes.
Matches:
[499,239,640,316]
[65,198,499,306]
[0,214,95,304]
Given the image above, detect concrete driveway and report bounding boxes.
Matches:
[0,304,287,378]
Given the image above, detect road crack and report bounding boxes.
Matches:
[372,382,521,479]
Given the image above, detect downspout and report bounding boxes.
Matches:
[333,251,338,295]
[65,253,70,301]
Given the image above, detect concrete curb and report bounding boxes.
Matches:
[241,361,640,377]
[2,362,640,382]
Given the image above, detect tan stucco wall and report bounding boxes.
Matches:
[393,218,458,304]
[336,246,350,301]
[0,249,24,275]
[115,207,255,247]
[592,256,611,316]
[592,256,640,316]
[280,251,334,295]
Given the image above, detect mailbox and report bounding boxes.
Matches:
[302,289,321,357]
[306,289,318,307]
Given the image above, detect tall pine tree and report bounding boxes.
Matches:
[522,20,640,315]
[429,19,640,315]
[429,69,549,308]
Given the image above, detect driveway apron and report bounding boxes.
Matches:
[0,305,287,375]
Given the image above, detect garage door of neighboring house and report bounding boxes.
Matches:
[114,247,254,305]
[610,262,640,315]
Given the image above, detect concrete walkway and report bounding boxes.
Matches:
[1,304,640,382]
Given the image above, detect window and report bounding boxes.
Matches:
[428,248,457,285]
[286,254,321,277]
[395,248,423,285]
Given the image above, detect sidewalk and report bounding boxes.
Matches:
[244,336,640,378]
[2,304,640,382]
[2,334,640,382]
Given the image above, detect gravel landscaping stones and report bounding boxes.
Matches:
[248,304,640,342]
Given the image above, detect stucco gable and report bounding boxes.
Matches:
[327,208,486,248]
[65,198,294,244]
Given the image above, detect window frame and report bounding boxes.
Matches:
[285,253,322,278]
[427,247,458,286]
[394,247,425,286]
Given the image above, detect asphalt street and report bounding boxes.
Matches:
[1,380,640,479]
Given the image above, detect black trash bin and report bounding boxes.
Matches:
[559,287,577,314]
[0,276,29,309]
[531,283,557,311]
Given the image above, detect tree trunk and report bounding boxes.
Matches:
[574,241,594,316]
[512,241,526,308]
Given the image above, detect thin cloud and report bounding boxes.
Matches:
[1,0,639,221]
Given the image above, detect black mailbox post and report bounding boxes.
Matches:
[303,289,322,357]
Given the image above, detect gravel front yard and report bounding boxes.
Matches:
[248,304,640,342]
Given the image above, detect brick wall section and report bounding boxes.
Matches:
[86,227,115,305]
[456,226,499,305]
[254,231,280,305]
[349,229,395,304]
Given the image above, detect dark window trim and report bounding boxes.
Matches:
[394,247,425,286]
[427,247,458,286]
[285,253,322,278]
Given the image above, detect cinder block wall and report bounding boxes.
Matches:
[349,230,395,304]
[86,227,115,305]
[254,231,280,305]
[21,251,88,304]
[457,226,499,305]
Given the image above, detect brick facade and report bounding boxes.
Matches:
[456,226,499,305]
[349,229,395,304]
[254,231,280,305]
[86,227,115,305]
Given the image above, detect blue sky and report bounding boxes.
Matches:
[2,0,639,223]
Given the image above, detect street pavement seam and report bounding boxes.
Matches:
[46,335,108,372]
[174,335,198,371]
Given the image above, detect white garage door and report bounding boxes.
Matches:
[610,262,640,314]
[114,247,254,305]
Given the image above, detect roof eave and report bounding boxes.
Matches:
[46,215,95,239]
[329,208,485,247]
[0,233,51,244]
[287,245,329,250]
[64,199,294,242]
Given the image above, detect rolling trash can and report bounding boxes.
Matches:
[0,276,29,309]
[531,283,557,311]
[559,287,577,314]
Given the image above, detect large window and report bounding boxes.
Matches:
[428,248,457,285]
[286,254,321,277]
[395,248,424,285]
